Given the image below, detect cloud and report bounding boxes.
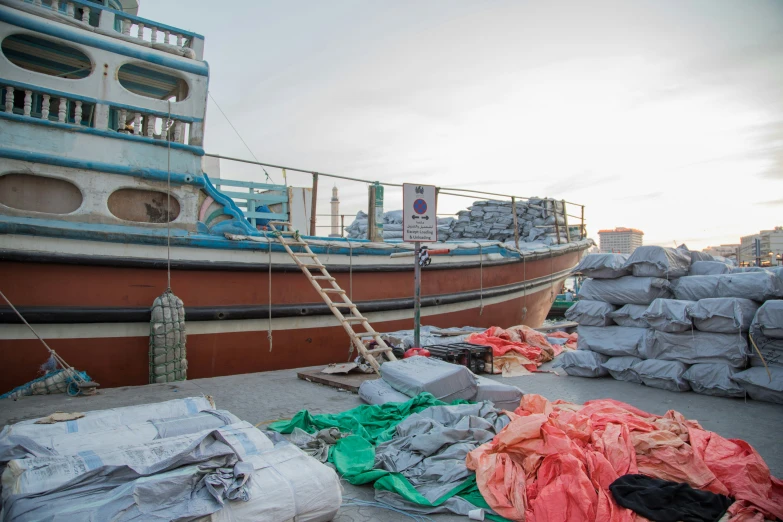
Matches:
[759,199,783,206]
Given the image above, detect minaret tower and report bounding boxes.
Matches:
[330,185,340,237]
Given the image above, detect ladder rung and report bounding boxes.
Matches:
[366,347,392,355]
[322,289,346,294]
[344,316,369,322]
[269,221,292,227]
[284,241,308,246]
[332,303,356,308]
[312,276,336,281]
[300,264,326,269]
[293,252,318,257]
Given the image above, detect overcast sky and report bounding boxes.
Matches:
[148,0,783,249]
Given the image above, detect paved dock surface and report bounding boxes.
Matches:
[2,362,781,521]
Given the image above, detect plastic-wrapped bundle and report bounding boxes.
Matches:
[642,299,696,333]
[748,301,783,368]
[564,300,616,326]
[623,246,691,278]
[473,375,524,410]
[689,261,731,276]
[578,276,673,305]
[682,363,744,398]
[687,298,759,333]
[554,350,610,378]
[634,359,691,392]
[601,356,643,384]
[671,275,721,301]
[576,325,648,357]
[572,253,630,279]
[716,272,783,302]
[608,304,650,328]
[689,251,716,263]
[641,330,747,367]
[751,300,783,339]
[380,356,478,402]
[150,291,187,383]
[358,378,411,405]
[731,367,783,404]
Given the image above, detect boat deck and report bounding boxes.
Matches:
[2,362,781,522]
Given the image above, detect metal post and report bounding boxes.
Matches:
[580,205,585,239]
[552,200,562,244]
[511,196,520,249]
[562,200,571,243]
[341,214,345,237]
[414,241,421,348]
[310,173,318,236]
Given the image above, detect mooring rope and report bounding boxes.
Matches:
[166,101,172,292]
[267,236,273,352]
[478,243,484,315]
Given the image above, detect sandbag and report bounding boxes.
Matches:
[641,330,747,367]
[578,276,673,305]
[731,367,783,405]
[473,375,524,410]
[358,378,411,405]
[564,300,616,326]
[671,275,721,301]
[682,363,744,398]
[689,261,731,276]
[752,300,783,339]
[380,356,478,402]
[634,359,691,392]
[689,251,716,263]
[601,356,644,384]
[687,298,759,333]
[576,325,648,357]
[623,246,691,278]
[643,298,696,333]
[573,253,630,279]
[716,272,783,302]
[748,326,783,369]
[554,350,610,378]
[608,304,650,328]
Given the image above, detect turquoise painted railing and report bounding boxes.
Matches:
[212,178,289,228]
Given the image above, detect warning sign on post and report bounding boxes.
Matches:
[403,183,438,242]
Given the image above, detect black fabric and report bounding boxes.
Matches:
[609,474,733,522]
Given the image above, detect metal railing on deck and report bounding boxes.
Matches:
[211,178,289,228]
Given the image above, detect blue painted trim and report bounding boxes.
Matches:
[213,179,288,191]
[0,9,209,76]
[201,174,258,235]
[0,147,205,186]
[65,0,205,39]
[0,78,203,123]
[0,112,205,155]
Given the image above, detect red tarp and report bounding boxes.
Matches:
[466,394,782,522]
[466,326,576,376]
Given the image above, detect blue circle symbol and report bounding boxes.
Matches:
[413,199,428,215]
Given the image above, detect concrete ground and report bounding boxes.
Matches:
[2,362,781,521]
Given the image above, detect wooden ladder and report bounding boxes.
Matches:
[267,222,397,372]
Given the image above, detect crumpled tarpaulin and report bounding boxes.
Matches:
[547,330,578,351]
[466,394,783,522]
[467,326,568,377]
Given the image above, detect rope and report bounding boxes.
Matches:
[347,240,355,361]
[267,237,273,352]
[523,254,528,319]
[166,101,172,292]
[478,243,484,315]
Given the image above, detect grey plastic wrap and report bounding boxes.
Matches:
[682,363,744,398]
[642,299,696,333]
[380,356,478,402]
[358,378,412,405]
[576,325,648,357]
[748,330,783,369]
[564,300,616,326]
[671,275,721,301]
[687,298,760,333]
[554,350,610,378]
[731,367,783,404]
[641,330,747,367]
[623,246,691,278]
[572,253,630,279]
[751,300,783,339]
[689,251,716,263]
[578,276,673,305]
[473,375,524,410]
[634,359,691,392]
[608,304,650,328]
[601,356,644,384]
[716,272,783,302]
[689,261,731,276]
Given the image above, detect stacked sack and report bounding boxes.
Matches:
[345,210,456,241]
[561,246,783,403]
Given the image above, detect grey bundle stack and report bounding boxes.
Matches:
[566,246,783,400]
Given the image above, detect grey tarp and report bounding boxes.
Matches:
[381,356,478,402]
[682,363,744,398]
[564,300,616,326]
[731,367,783,405]
[358,378,411,405]
[373,402,510,515]
[671,275,721,301]
[601,356,644,384]
[748,330,783,369]
[642,298,696,333]
[687,298,760,333]
[289,427,345,462]
[608,304,650,328]
[641,330,747,367]
[473,375,523,411]
[623,246,691,278]
[554,350,610,378]
[689,261,731,276]
[634,359,691,392]
[752,300,783,339]
[716,272,783,302]
[578,276,672,305]
[689,251,716,263]
[381,325,482,350]
[576,325,648,357]
[572,253,630,279]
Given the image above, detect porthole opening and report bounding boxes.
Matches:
[1,34,93,79]
[108,188,180,223]
[118,62,189,101]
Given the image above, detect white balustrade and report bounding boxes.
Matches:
[146,115,155,137]
[33,0,42,6]
[164,30,171,45]
[174,121,183,143]
[58,98,67,123]
[74,100,82,125]
[4,87,13,113]
[133,112,142,135]
[51,0,59,10]
[41,94,50,120]
[23,90,32,116]
[80,6,90,23]
[119,109,127,130]
[65,2,74,17]
[137,22,145,40]
[122,19,131,36]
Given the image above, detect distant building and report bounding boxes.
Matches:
[329,185,341,237]
[703,244,739,262]
[739,227,783,266]
[598,228,644,254]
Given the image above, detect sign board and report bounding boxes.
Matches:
[403,183,437,242]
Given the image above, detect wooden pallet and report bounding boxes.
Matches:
[268,222,397,372]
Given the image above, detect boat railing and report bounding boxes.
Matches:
[3,82,94,126]
[110,105,191,143]
[212,178,290,228]
[8,0,205,60]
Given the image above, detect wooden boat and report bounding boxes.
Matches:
[0,0,590,392]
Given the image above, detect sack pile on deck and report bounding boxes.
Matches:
[559,247,783,403]
[345,198,581,245]
[0,397,342,521]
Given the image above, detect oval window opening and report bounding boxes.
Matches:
[0,174,82,214]
[108,188,180,223]
[118,63,189,101]
[1,34,92,79]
